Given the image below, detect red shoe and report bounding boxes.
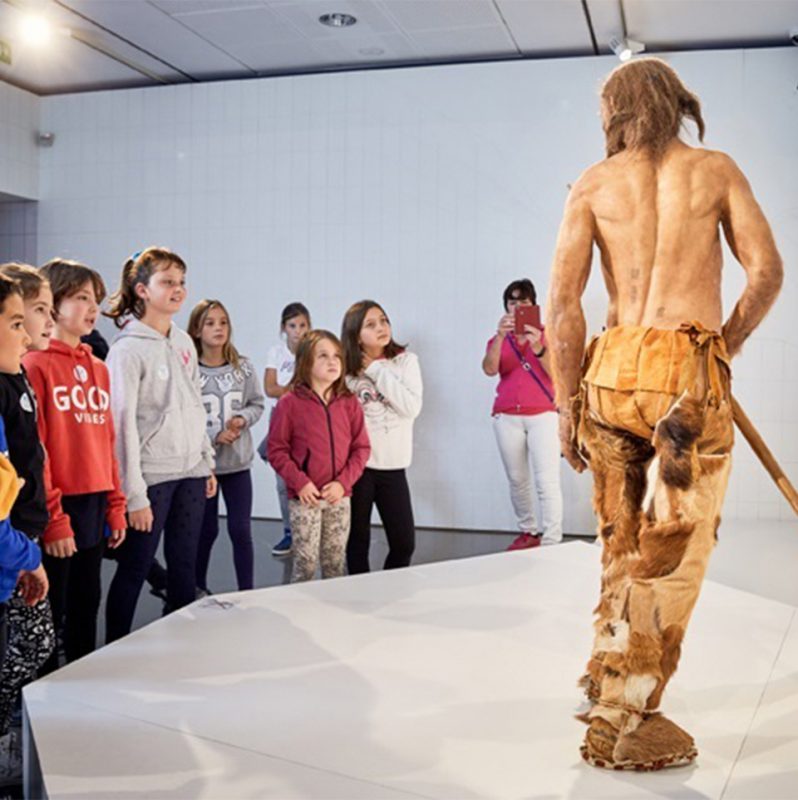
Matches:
[507,533,542,551]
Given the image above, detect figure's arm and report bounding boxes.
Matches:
[720,156,783,358]
[546,179,595,407]
[545,178,595,472]
[264,368,287,399]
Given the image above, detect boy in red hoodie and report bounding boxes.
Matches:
[24,259,126,671]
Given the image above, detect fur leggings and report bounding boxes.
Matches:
[574,323,734,733]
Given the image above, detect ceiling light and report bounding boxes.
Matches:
[319,12,357,28]
[609,36,645,62]
[19,13,54,46]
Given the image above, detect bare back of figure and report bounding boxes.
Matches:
[589,140,728,331]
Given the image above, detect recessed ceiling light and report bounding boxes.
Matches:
[319,12,357,28]
[358,47,384,56]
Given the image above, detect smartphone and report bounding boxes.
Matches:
[514,304,541,336]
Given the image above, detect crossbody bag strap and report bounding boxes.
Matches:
[506,335,555,404]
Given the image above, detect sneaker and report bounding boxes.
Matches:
[272,532,292,557]
[507,532,542,551]
[0,731,22,787]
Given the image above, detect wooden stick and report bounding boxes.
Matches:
[732,394,798,516]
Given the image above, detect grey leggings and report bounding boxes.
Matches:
[289,498,351,582]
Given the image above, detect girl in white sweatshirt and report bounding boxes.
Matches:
[341,301,422,573]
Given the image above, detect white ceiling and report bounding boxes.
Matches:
[0,0,796,95]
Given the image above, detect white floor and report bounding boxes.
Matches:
[23,521,798,800]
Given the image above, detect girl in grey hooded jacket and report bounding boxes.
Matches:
[104,248,215,642]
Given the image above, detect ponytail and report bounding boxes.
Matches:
[105,247,187,328]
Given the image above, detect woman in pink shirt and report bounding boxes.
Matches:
[482,280,563,549]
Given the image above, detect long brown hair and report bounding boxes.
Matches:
[289,330,349,400]
[600,58,705,159]
[340,300,406,376]
[187,299,241,369]
[105,247,187,327]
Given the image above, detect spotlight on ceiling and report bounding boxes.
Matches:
[18,13,54,46]
[319,12,357,28]
[609,36,645,62]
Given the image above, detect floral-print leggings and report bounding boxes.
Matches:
[288,498,351,583]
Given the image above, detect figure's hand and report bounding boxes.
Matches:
[559,412,587,473]
[497,314,514,338]
[17,564,49,606]
[321,481,345,505]
[108,529,126,549]
[206,474,218,499]
[44,537,77,558]
[298,481,321,507]
[227,416,246,432]
[129,507,154,533]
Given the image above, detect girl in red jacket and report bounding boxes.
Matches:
[268,330,369,583]
[24,259,126,671]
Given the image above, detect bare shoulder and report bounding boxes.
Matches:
[694,147,748,184]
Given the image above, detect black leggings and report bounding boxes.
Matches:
[106,478,206,643]
[347,468,415,574]
[40,492,107,675]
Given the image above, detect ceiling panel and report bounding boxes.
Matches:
[409,25,519,59]
[150,0,266,14]
[61,0,252,78]
[497,0,599,53]
[379,0,503,32]
[626,0,798,47]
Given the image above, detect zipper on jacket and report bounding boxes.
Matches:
[312,390,337,482]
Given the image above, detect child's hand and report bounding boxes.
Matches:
[17,564,49,606]
[215,429,239,445]
[129,507,154,533]
[44,537,77,559]
[227,416,246,432]
[321,481,345,505]
[206,474,218,499]
[108,529,126,549]
[298,481,321,507]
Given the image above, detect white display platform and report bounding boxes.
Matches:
[23,542,797,799]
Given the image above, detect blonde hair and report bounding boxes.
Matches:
[105,247,186,327]
[600,58,705,159]
[187,299,241,370]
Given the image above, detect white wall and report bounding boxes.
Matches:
[32,47,798,531]
[0,80,39,200]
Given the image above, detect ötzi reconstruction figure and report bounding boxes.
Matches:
[547,58,783,771]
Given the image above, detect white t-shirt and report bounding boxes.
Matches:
[265,340,296,400]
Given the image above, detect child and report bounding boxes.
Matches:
[24,259,127,673]
[267,330,369,583]
[341,301,422,573]
[0,265,57,786]
[104,247,216,642]
[188,300,265,592]
[0,275,48,675]
[260,302,311,557]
